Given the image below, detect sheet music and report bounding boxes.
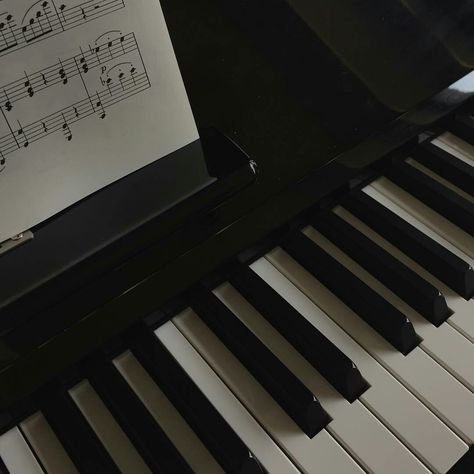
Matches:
[0,0,198,243]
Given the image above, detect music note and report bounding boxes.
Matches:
[58,4,67,26]
[130,67,137,86]
[16,121,29,148]
[0,1,126,59]
[3,89,12,111]
[0,23,151,165]
[95,92,106,119]
[21,2,53,44]
[24,72,35,97]
[118,71,125,91]
[79,48,89,74]
[58,58,68,84]
[61,113,72,141]
[0,14,18,54]
[105,77,113,95]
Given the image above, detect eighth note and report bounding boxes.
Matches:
[0,14,18,54]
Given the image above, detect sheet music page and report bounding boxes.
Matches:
[0,0,198,243]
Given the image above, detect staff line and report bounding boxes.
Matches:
[0,34,137,110]
[0,73,150,155]
[0,0,125,59]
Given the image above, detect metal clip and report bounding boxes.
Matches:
[0,231,34,257]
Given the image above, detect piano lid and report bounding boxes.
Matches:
[162,0,474,173]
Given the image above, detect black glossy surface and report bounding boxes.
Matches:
[448,109,474,145]
[87,357,193,473]
[448,445,474,474]
[129,325,264,474]
[343,191,474,299]
[229,265,370,402]
[189,288,331,438]
[282,232,421,354]
[412,142,474,196]
[0,141,211,309]
[0,131,254,336]
[314,211,450,325]
[0,455,8,474]
[386,160,474,235]
[39,388,120,473]
[2,0,474,407]
[163,0,474,173]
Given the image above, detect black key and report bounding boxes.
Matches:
[281,232,420,355]
[189,288,331,437]
[230,265,369,401]
[39,388,120,474]
[0,455,9,474]
[87,357,192,473]
[412,142,474,197]
[313,212,450,326]
[128,326,264,474]
[448,445,474,474]
[447,111,474,146]
[386,160,474,235]
[343,191,474,299]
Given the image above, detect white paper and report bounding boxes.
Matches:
[0,0,199,243]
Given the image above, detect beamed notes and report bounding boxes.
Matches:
[0,0,198,243]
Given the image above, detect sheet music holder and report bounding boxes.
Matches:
[0,0,257,321]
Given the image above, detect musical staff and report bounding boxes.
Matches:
[0,0,125,59]
[0,32,138,112]
[0,0,199,247]
[0,69,150,159]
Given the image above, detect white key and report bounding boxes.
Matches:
[435,133,474,166]
[206,284,431,474]
[20,412,78,474]
[406,158,473,203]
[113,351,224,474]
[156,320,301,474]
[69,380,151,474]
[265,247,474,445]
[0,427,43,474]
[367,179,474,259]
[334,206,474,343]
[173,309,367,474]
[303,225,474,392]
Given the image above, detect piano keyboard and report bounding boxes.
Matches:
[0,131,472,473]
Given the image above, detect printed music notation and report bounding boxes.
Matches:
[0,65,150,157]
[1,32,138,113]
[0,0,125,58]
[0,0,199,245]
[0,30,150,169]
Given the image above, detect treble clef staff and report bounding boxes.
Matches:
[0,32,138,112]
[0,0,126,58]
[0,63,151,161]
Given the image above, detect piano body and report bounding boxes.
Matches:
[0,0,473,472]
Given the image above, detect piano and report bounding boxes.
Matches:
[0,0,473,472]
